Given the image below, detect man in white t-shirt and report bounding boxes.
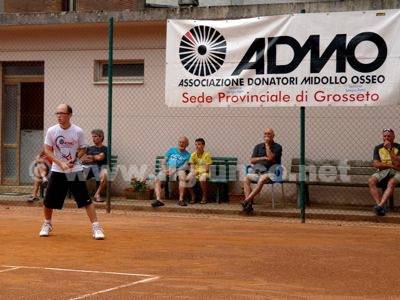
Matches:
[39,104,105,240]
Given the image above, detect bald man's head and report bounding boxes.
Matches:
[55,104,73,128]
[178,136,189,151]
[57,103,73,114]
[264,128,275,144]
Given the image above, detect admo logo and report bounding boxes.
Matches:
[179,25,227,76]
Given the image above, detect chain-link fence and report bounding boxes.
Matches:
[301,106,400,220]
[0,18,398,223]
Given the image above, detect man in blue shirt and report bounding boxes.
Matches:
[151,136,191,207]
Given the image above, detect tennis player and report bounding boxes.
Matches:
[38,103,105,240]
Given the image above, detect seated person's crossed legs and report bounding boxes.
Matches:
[84,165,108,203]
[243,172,275,213]
[369,169,400,216]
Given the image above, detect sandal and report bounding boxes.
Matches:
[94,195,105,203]
[151,200,165,207]
[178,200,187,206]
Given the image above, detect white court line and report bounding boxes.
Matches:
[1,265,155,277]
[0,265,160,299]
[0,266,21,273]
[69,276,159,300]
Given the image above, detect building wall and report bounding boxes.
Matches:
[76,0,137,12]
[3,0,138,13]
[4,0,63,13]
[146,0,336,7]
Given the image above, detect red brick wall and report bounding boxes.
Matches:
[76,0,137,12]
[4,0,63,13]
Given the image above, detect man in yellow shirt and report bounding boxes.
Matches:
[369,128,400,216]
[188,138,212,204]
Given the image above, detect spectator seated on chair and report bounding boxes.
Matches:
[27,149,52,202]
[187,138,212,204]
[242,128,282,214]
[81,129,108,203]
[151,136,191,208]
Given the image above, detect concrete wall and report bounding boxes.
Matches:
[147,0,337,7]
[3,0,138,13]
[1,1,400,26]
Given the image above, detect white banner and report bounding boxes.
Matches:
[165,10,400,107]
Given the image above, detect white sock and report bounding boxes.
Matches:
[92,221,99,226]
[44,219,51,224]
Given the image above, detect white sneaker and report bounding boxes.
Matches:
[39,222,53,237]
[92,223,105,240]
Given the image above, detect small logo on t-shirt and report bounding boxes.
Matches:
[55,135,73,160]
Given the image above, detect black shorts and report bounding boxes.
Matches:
[44,171,92,209]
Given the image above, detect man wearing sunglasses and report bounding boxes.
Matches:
[369,128,400,216]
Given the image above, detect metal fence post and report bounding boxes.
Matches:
[300,106,306,223]
[106,17,113,213]
[299,8,306,223]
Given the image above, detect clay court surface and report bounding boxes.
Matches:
[1,207,400,299]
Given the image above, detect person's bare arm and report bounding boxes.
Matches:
[250,156,264,164]
[44,144,70,171]
[372,159,393,170]
[81,153,102,164]
[80,154,94,164]
[250,144,275,164]
[189,161,195,174]
[390,150,400,170]
[76,147,86,160]
[162,158,170,176]
[93,152,105,162]
[265,143,276,163]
